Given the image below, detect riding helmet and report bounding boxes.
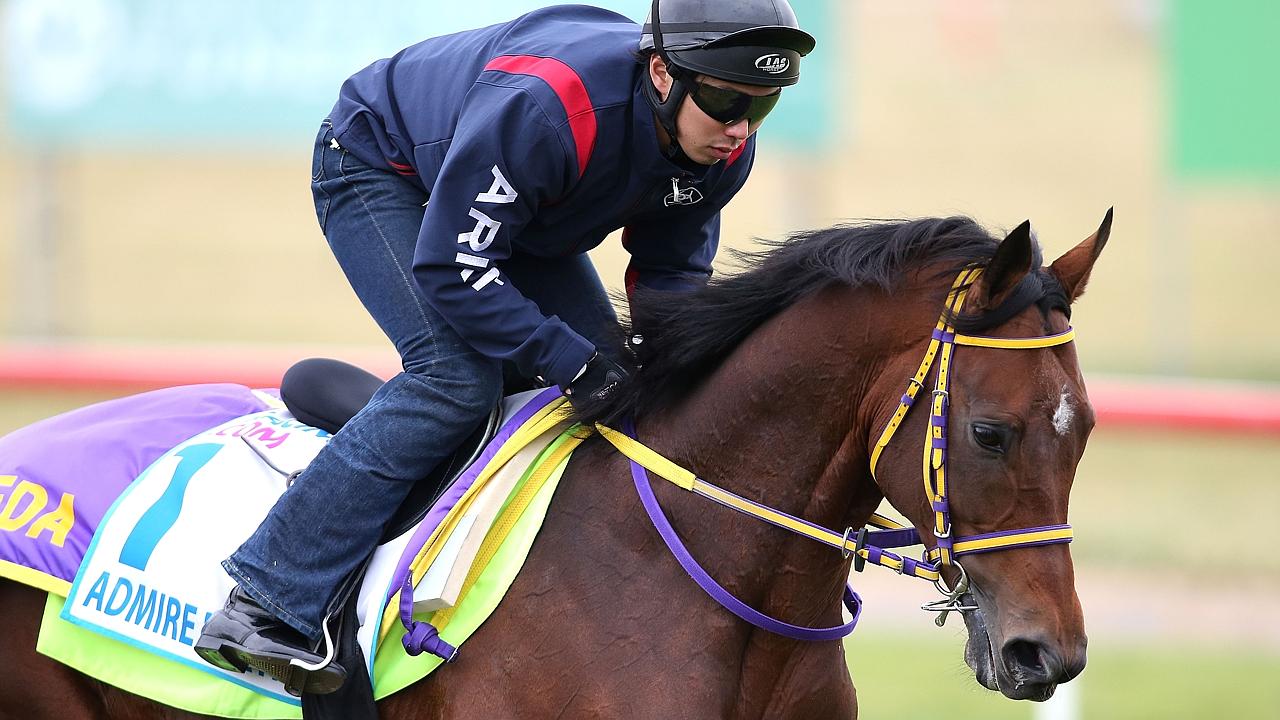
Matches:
[640,0,816,87]
[639,0,816,161]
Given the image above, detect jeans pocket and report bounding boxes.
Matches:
[312,122,332,182]
[312,122,334,228]
[312,180,332,232]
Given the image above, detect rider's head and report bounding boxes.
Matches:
[639,0,816,165]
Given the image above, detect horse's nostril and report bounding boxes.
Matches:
[1005,639,1045,673]
[1002,638,1065,686]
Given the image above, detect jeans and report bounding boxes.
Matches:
[224,122,619,641]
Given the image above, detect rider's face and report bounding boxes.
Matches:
[649,56,776,166]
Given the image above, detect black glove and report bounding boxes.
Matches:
[562,353,628,406]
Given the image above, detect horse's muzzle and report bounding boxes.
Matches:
[998,635,1087,701]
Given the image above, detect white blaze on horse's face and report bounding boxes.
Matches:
[1052,387,1074,436]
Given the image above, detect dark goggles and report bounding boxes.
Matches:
[687,80,782,129]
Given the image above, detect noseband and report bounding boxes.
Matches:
[598,267,1077,641]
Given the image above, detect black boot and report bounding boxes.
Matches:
[195,586,347,696]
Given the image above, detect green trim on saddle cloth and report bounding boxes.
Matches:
[34,446,573,718]
[37,591,301,719]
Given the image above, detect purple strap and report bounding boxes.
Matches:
[624,419,861,642]
[402,620,458,663]
[864,527,921,549]
[394,387,562,662]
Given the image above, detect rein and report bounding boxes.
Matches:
[597,267,1077,641]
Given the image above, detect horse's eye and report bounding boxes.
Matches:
[972,423,1006,453]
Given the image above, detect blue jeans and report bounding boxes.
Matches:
[224,122,619,640]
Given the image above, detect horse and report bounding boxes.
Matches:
[0,210,1109,719]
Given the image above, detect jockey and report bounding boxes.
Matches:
[195,0,814,695]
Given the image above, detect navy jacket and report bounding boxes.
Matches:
[329,5,756,386]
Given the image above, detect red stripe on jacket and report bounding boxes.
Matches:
[484,55,598,178]
[726,144,746,168]
[387,159,417,176]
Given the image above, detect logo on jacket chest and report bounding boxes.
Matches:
[664,177,704,207]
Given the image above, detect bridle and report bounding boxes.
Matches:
[865,266,1075,623]
[597,266,1078,640]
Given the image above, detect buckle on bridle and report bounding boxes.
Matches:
[840,526,855,560]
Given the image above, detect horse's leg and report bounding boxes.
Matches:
[0,580,221,720]
[0,580,106,719]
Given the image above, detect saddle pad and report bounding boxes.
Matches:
[0,384,277,595]
[36,387,574,715]
[37,444,571,717]
[60,405,343,704]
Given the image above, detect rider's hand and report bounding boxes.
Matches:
[561,353,628,408]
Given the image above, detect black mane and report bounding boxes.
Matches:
[574,216,1058,425]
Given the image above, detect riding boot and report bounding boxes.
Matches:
[194,586,347,696]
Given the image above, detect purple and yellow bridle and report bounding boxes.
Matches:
[598,267,1078,640]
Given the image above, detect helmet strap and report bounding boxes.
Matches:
[644,0,693,164]
[643,66,692,164]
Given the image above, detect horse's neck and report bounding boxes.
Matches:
[631,286,905,704]
[641,285,901,533]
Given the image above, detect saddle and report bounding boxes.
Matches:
[279,358,502,542]
[278,358,502,719]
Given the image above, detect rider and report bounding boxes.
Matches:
[195,0,814,695]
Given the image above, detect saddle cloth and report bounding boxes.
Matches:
[0,383,575,717]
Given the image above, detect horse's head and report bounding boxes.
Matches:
[870,211,1111,701]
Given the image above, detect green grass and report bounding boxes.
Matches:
[846,630,1280,720]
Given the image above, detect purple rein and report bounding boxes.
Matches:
[623,419,863,641]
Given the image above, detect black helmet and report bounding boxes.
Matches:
[640,0,816,87]
[639,0,815,163]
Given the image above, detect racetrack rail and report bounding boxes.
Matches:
[0,342,1277,435]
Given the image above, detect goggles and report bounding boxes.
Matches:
[688,79,781,129]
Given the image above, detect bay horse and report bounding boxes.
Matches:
[0,211,1109,719]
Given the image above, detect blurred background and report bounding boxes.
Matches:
[1,0,1277,717]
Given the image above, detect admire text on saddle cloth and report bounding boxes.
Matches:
[53,386,562,707]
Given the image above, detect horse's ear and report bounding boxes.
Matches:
[968,220,1035,311]
[1049,207,1112,302]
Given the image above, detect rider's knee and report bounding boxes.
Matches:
[404,356,503,418]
